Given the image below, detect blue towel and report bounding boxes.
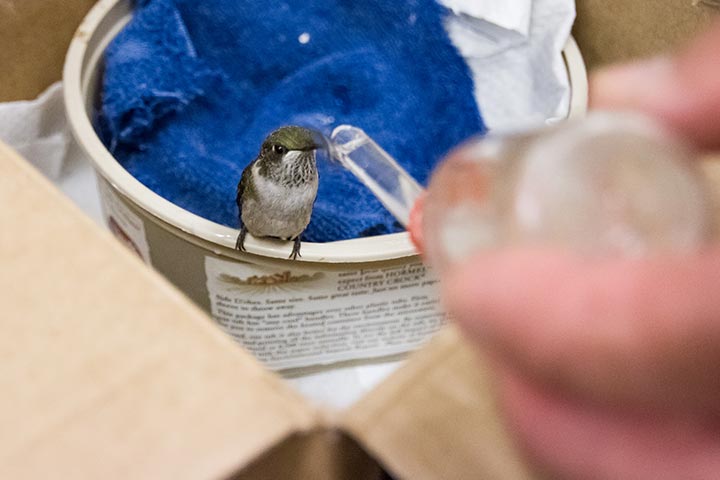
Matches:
[97,0,486,242]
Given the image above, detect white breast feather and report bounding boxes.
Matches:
[243,159,318,239]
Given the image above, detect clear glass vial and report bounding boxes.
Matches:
[421,112,714,272]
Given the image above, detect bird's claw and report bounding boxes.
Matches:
[289,236,302,260]
[236,228,302,259]
[235,227,247,251]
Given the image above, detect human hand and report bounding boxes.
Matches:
[411,20,720,480]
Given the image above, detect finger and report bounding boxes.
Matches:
[408,194,425,254]
[590,20,720,150]
[498,367,720,480]
[443,248,720,415]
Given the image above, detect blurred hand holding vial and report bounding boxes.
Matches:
[410,19,720,480]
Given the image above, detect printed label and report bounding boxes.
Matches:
[98,180,151,264]
[205,256,445,370]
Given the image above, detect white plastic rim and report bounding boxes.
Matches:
[63,0,588,263]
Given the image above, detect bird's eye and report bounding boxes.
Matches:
[272,144,286,155]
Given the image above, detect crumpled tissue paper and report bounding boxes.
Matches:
[0,82,68,180]
[443,0,575,128]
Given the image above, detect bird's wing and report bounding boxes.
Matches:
[236,164,252,216]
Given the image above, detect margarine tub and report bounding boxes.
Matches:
[64,0,588,370]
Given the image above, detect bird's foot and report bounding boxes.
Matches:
[289,236,302,260]
[235,226,247,251]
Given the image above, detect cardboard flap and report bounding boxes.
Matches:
[0,142,319,479]
[236,430,382,480]
[574,0,717,69]
[0,0,96,101]
[340,325,534,480]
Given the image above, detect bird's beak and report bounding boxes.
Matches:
[308,130,330,151]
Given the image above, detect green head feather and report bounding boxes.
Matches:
[264,126,325,152]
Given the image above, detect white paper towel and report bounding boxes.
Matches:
[443,0,533,36]
[0,82,69,179]
[0,0,577,409]
[443,0,576,129]
[0,81,106,224]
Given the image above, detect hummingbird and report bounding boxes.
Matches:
[235,126,324,259]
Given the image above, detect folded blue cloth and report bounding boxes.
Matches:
[98,0,485,242]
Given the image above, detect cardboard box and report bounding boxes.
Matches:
[0,1,717,479]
